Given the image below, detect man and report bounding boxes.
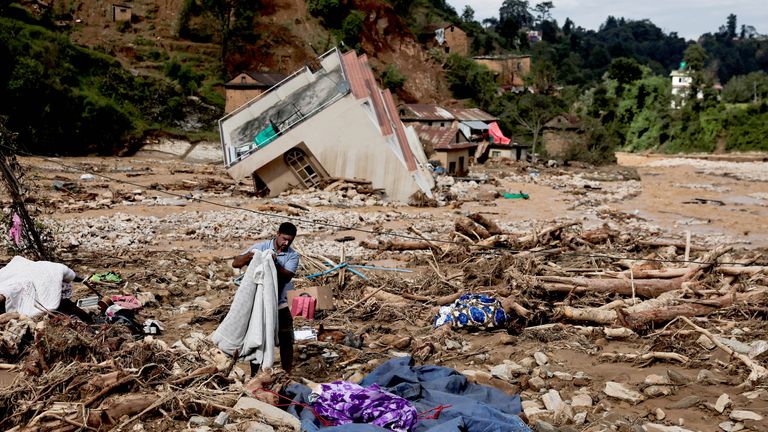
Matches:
[232,222,299,375]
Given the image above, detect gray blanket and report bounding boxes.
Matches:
[211,250,279,365]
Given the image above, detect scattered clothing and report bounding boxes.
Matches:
[285,356,529,432]
[110,295,142,310]
[0,256,77,317]
[310,381,417,432]
[211,250,279,366]
[434,294,508,330]
[8,213,22,246]
[502,192,529,200]
[291,294,316,320]
[89,272,122,283]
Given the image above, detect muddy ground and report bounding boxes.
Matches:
[1,152,767,432]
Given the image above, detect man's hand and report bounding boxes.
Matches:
[232,251,255,269]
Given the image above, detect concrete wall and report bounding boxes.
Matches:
[443,26,469,56]
[228,96,425,201]
[543,130,585,158]
[253,143,327,192]
[435,149,470,175]
[224,74,268,113]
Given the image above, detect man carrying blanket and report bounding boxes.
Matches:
[212,222,299,376]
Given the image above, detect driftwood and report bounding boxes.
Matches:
[516,222,580,247]
[618,288,768,329]
[360,240,432,251]
[455,217,490,240]
[253,204,302,216]
[539,275,689,298]
[637,239,707,251]
[600,351,689,364]
[468,213,502,235]
[678,316,768,386]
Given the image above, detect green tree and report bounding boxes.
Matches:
[202,0,259,73]
[503,92,563,154]
[533,1,553,27]
[461,5,475,23]
[341,10,364,47]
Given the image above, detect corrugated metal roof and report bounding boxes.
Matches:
[447,107,497,122]
[400,104,455,121]
[340,51,419,171]
[413,125,477,151]
[462,120,489,130]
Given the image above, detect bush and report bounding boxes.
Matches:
[381,64,406,91]
[341,10,364,47]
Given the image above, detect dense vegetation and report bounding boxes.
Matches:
[0,0,766,157]
[432,1,768,159]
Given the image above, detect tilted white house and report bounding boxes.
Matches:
[218,49,434,201]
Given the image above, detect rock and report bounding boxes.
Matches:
[233,397,300,430]
[553,371,573,381]
[245,423,275,432]
[189,416,211,426]
[666,370,690,385]
[643,385,674,398]
[604,381,645,404]
[534,420,559,432]
[642,424,695,432]
[445,339,461,350]
[604,327,637,339]
[729,410,763,421]
[542,389,564,412]
[697,334,716,349]
[490,361,526,381]
[749,340,768,359]
[715,393,732,413]
[655,408,665,421]
[644,374,671,386]
[696,369,724,384]
[573,411,587,425]
[554,403,574,425]
[213,412,229,427]
[520,357,537,368]
[718,421,744,432]
[740,389,768,400]
[533,352,549,366]
[667,395,700,409]
[716,337,752,354]
[522,400,549,423]
[528,376,547,391]
[570,393,593,409]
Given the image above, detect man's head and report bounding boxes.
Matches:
[274,222,297,252]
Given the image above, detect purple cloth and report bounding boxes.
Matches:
[313,381,418,432]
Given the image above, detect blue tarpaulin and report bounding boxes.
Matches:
[284,356,531,432]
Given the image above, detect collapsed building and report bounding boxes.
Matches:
[218,48,435,202]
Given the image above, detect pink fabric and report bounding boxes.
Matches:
[110,295,142,310]
[488,122,510,145]
[291,295,316,320]
[9,213,22,246]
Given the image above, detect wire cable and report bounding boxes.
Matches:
[3,143,763,267]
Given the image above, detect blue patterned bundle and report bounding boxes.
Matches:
[434,294,508,329]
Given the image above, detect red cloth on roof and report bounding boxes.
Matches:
[488,122,510,145]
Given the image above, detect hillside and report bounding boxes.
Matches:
[64,0,452,103]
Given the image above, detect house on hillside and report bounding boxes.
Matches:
[542,113,584,158]
[112,4,131,22]
[223,72,287,114]
[473,55,530,90]
[419,24,469,56]
[218,49,434,202]
[411,125,474,175]
[670,62,722,109]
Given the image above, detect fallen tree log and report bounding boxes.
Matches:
[455,217,490,240]
[600,351,689,364]
[618,288,768,329]
[360,240,432,251]
[717,266,767,276]
[468,213,502,235]
[678,316,768,386]
[538,275,689,298]
[516,222,580,247]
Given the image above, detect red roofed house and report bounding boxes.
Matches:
[218,49,434,201]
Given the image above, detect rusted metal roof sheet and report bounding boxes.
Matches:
[383,89,417,170]
[400,104,455,121]
[340,51,367,99]
[446,107,497,122]
[413,125,477,151]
